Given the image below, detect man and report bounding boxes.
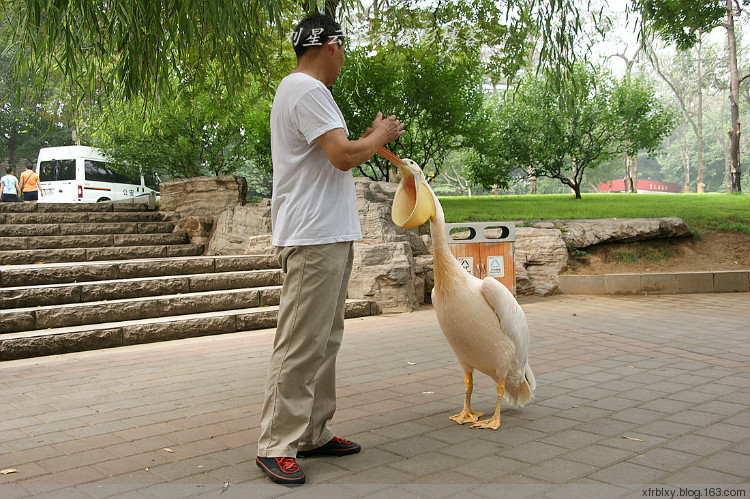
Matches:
[19,163,41,203]
[255,12,405,486]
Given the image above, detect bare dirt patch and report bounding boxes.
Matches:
[562,230,750,275]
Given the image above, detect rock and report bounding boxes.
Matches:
[205,202,273,255]
[415,255,434,304]
[157,289,261,316]
[122,315,237,344]
[0,311,35,334]
[356,180,429,256]
[348,180,434,312]
[535,217,692,248]
[0,329,123,361]
[174,216,214,245]
[159,175,248,218]
[514,227,568,296]
[349,242,419,313]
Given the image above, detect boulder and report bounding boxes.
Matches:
[355,180,428,256]
[205,202,273,255]
[533,217,691,248]
[514,227,568,296]
[174,216,214,245]
[349,242,419,313]
[160,175,248,218]
[348,180,432,312]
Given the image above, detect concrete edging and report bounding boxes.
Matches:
[558,270,750,295]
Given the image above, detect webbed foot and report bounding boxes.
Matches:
[450,409,484,425]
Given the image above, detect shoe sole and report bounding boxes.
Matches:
[255,458,305,485]
[298,445,361,457]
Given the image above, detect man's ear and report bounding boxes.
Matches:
[326,41,338,56]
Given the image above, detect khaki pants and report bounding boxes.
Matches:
[257,241,354,457]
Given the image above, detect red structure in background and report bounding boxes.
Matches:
[599,179,679,193]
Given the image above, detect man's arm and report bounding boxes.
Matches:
[316,112,405,172]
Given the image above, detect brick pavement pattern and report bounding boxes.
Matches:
[0,293,748,499]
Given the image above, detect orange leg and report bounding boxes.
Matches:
[450,372,484,424]
[471,379,505,430]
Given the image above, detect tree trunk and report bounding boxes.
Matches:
[696,33,705,193]
[678,125,691,192]
[726,0,742,192]
[624,154,634,193]
[711,99,732,192]
[529,166,537,194]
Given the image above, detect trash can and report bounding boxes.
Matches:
[444,221,516,295]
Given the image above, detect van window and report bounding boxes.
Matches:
[143,173,160,192]
[84,160,114,182]
[113,171,140,185]
[40,159,76,181]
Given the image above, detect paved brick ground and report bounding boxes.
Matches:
[1,293,748,499]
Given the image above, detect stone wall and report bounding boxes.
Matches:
[160,175,248,218]
[205,201,273,255]
[348,181,430,313]
[160,175,249,246]
[197,176,694,307]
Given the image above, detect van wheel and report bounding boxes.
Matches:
[96,197,110,202]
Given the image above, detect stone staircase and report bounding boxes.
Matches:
[0,203,376,360]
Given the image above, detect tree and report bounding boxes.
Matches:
[2,0,595,107]
[612,74,678,192]
[1,0,298,105]
[0,45,73,168]
[636,0,744,191]
[86,73,272,182]
[470,64,675,199]
[333,44,489,182]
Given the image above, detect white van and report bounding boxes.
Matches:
[36,146,161,203]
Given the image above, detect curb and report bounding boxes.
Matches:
[559,270,750,295]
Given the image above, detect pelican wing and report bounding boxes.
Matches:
[480,277,530,378]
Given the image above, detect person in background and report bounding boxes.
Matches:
[19,163,41,203]
[1,166,21,202]
[254,11,405,486]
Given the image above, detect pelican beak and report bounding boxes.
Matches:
[377,147,436,229]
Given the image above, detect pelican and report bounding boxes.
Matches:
[379,147,536,429]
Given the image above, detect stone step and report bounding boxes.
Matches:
[0,233,189,251]
[0,243,205,265]
[0,221,176,237]
[0,202,152,213]
[0,286,284,333]
[0,300,375,361]
[0,269,283,308]
[0,255,279,287]
[0,211,176,224]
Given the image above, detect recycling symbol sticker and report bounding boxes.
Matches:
[487,256,504,278]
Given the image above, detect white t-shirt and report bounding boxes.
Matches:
[270,72,362,247]
[1,174,19,195]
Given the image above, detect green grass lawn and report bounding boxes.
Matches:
[439,193,750,233]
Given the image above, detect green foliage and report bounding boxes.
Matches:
[468,64,676,199]
[438,193,750,232]
[612,75,678,157]
[0,36,73,166]
[607,246,671,265]
[566,241,589,261]
[635,0,727,50]
[356,0,536,85]
[1,0,302,107]
[333,44,489,182]
[85,72,272,188]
